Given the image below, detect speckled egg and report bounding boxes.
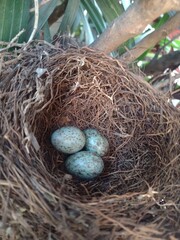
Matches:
[65,151,104,180]
[83,128,109,156]
[51,126,86,154]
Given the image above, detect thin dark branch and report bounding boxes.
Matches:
[144,51,180,75]
[48,0,68,26]
[172,88,180,99]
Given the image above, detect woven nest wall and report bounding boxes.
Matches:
[0,42,180,239]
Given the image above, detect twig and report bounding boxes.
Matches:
[28,0,39,43]
[0,29,25,53]
[0,41,25,48]
[30,0,50,12]
[0,54,3,74]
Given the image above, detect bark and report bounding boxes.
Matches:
[121,13,180,63]
[144,51,180,75]
[90,0,180,54]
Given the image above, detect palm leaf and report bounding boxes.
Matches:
[26,0,57,41]
[58,0,80,34]
[96,0,124,23]
[0,0,30,43]
[81,0,106,34]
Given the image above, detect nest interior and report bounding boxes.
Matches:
[0,42,180,240]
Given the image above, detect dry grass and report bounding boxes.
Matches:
[0,41,180,239]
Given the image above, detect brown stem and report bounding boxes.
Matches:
[121,13,180,63]
[90,0,180,54]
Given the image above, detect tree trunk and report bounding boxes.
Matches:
[90,0,180,54]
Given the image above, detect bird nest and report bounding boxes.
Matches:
[0,41,180,239]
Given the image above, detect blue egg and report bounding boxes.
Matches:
[83,128,109,156]
[51,126,86,154]
[65,151,104,180]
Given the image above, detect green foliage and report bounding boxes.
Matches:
[0,0,57,45]
[81,0,106,34]
[26,0,57,41]
[151,13,170,29]
[169,39,180,50]
[58,0,80,34]
[96,0,124,23]
[0,0,30,43]
[42,21,51,43]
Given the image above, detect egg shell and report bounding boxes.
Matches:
[83,128,109,156]
[65,151,104,180]
[51,126,86,154]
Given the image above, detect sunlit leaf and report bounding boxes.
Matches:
[77,4,94,44]
[151,13,170,29]
[81,0,106,34]
[168,39,180,49]
[71,4,94,45]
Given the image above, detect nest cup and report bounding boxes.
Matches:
[0,42,180,239]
